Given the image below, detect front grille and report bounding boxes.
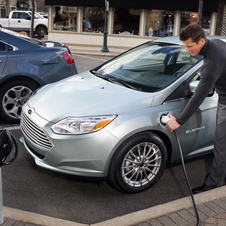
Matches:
[20,112,54,151]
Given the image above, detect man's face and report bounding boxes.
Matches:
[182,38,206,56]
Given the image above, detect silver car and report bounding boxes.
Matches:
[20,36,221,193]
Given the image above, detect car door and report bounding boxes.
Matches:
[0,41,8,75]
[158,71,216,165]
[11,12,30,32]
[9,12,19,31]
[179,71,217,158]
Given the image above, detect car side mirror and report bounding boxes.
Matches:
[26,16,31,20]
[189,80,215,97]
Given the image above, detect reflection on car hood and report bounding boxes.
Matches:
[27,71,154,122]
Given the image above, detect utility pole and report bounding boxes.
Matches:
[30,0,35,37]
[197,0,203,26]
[101,0,109,52]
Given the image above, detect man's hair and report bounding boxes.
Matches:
[180,23,206,43]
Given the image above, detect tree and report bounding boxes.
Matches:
[197,0,203,26]
[30,0,35,37]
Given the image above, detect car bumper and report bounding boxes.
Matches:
[20,106,119,177]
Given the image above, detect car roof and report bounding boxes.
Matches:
[1,28,45,45]
[0,30,42,50]
[153,35,226,45]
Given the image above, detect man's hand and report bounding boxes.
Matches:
[165,114,181,132]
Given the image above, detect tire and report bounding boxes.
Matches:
[36,26,47,37]
[108,132,168,193]
[0,79,39,123]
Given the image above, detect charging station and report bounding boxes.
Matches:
[0,168,3,224]
[0,128,18,224]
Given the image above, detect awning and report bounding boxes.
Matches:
[17,1,29,9]
[45,0,219,12]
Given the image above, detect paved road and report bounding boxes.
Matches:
[74,54,112,73]
[1,128,214,224]
[0,54,215,225]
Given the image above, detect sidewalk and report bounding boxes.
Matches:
[2,46,226,226]
[2,186,226,225]
[68,45,127,57]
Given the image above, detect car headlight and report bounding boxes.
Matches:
[51,115,117,134]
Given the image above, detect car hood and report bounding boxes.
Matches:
[27,71,155,122]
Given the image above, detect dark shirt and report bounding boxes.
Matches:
[176,38,226,125]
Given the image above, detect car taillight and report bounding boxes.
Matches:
[62,52,75,64]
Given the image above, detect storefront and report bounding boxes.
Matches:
[17,1,29,10]
[45,0,220,49]
[0,1,37,18]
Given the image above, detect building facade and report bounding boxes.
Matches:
[0,0,37,17]
[1,0,225,49]
[44,0,222,49]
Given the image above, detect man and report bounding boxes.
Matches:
[166,24,226,194]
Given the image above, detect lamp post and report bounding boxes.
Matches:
[101,0,109,52]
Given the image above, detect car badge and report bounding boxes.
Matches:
[28,109,32,115]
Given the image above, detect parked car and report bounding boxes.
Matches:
[0,11,48,37]
[1,28,71,52]
[0,28,77,123]
[20,36,222,193]
[37,12,48,19]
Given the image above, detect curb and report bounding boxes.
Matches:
[3,186,226,226]
[3,206,85,226]
[68,46,126,57]
[71,50,122,57]
[91,186,226,226]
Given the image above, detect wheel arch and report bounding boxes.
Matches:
[150,130,172,166]
[106,129,173,175]
[0,76,42,123]
[0,75,43,89]
[107,129,172,193]
[35,25,48,35]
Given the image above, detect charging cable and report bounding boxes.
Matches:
[161,115,200,226]
[0,128,18,167]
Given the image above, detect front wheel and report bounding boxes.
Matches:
[0,79,39,123]
[108,132,168,193]
[36,26,47,37]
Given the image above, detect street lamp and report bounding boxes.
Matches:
[101,0,109,52]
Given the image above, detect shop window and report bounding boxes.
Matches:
[181,11,197,29]
[113,8,141,35]
[181,11,210,35]
[0,6,6,18]
[146,10,174,37]
[53,6,77,31]
[83,7,105,32]
[10,6,17,11]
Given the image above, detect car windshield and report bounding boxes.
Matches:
[28,12,45,19]
[1,28,44,46]
[92,42,202,92]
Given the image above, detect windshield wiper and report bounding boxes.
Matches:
[92,70,140,90]
[91,70,109,80]
[109,78,140,90]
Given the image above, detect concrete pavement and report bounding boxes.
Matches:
[69,45,127,57]
[2,186,226,225]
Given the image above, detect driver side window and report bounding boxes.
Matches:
[164,69,202,102]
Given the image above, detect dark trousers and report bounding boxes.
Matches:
[206,103,226,188]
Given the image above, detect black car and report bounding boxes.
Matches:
[0,29,77,123]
